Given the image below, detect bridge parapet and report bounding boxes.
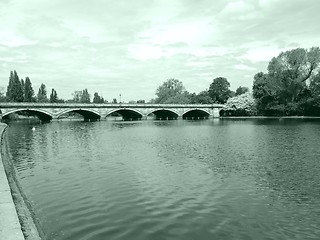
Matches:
[0,102,224,108]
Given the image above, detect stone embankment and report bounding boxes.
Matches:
[0,123,42,240]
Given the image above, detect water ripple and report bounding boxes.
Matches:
[6,120,320,240]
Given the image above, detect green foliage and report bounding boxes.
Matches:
[223,92,256,116]
[155,78,186,104]
[208,77,231,104]
[253,47,320,115]
[50,88,58,103]
[162,92,191,104]
[24,77,35,102]
[37,83,48,102]
[72,89,91,103]
[6,70,24,102]
[189,91,213,104]
[235,86,249,96]
[309,73,320,97]
[93,92,104,103]
[112,98,117,103]
[72,91,82,103]
[81,89,90,103]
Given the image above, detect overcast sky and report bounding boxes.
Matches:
[1,0,320,102]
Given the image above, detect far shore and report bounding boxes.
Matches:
[220,116,320,119]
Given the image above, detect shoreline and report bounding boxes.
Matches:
[0,123,43,240]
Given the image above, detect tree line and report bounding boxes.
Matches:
[152,47,320,116]
[0,70,106,103]
[1,46,320,116]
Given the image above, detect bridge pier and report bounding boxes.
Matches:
[212,108,221,118]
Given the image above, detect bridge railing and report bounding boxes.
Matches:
[0,102,225,108]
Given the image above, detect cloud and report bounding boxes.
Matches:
[0,0,320,101]
[239,46,290,62]
[221,0,255,14]
[233,64,255,71]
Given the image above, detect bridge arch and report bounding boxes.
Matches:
[106,108,144,120]
[147,108,179,120]
[2,108,53,121]
[182,109,210,120]
[57,108,101,120]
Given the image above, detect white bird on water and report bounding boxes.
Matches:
[32,126,35,131]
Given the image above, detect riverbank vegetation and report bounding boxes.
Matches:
[1,47,320,116]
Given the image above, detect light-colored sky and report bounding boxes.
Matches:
[1,0,320,102]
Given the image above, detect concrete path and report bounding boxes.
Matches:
[0,124,25,240]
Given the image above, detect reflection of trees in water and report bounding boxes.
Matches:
[6,123,38,172]
[58,112,83,119]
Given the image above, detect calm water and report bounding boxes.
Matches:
[5,119,320,240]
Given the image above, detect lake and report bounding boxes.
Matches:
[5,119,320,240]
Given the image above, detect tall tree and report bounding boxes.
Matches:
[267,47,320,103]
[208,77,231,104]
[50,88,58,103]
[6,71,14,101]
[37,83,48,102]
[253,47,320,115]
[72,89,91,103]
[93,92,104,103]
[72,91,82,103]
[20,79,25,100]
[6,70,23,102]
[80,89,90,103]
[24,77,34,102]
[155,78,187,103]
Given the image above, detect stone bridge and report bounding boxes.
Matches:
[0,103,224,121]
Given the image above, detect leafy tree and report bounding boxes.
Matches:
[137,100,145,103]
[24,77,35,102]
[37,83,48,102]
[155,78,188,104]
[253,47,320,115]
[163,92,191,104]
[208,77,231,104]
[80,89,90,103]
[50,88,58,103]
[6,70,23,102]
[72,89,91,103]
[6,71,14,101]
[189,90,213,104]
[112,98,117,103]
[223,92,256,116]
[268,47,320,103]
[309,73,320,98]
[93,92,104,103]
[20,79,25,99]
[235,86,249,96]
[72,91,82,103]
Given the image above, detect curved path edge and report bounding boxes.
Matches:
[0,123,42,240]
